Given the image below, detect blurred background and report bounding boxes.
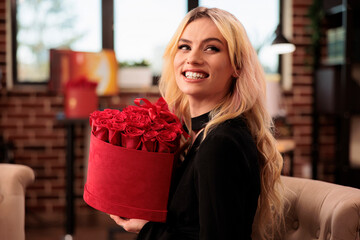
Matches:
[0,0,360,239]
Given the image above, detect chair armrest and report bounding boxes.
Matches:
[0,163,35,195]
[0,163,35,240]
[281,176,360,240]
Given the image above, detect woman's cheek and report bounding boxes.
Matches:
[173,54,184,84]
[173,53,182,71]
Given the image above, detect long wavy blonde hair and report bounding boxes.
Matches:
[159,7,284,239]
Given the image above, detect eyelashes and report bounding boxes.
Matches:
[205,46,220,52]
[178,44,190,50]
[177,44,220,53]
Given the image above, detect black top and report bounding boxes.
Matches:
[137,113,260,240]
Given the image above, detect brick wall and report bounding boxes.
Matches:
[285,0,316,178]
[288,0,336,181]
[0,0,331,227]
[0,87,159,226]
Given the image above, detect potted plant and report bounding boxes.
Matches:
[117,60,153,88]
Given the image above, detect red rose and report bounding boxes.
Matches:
[165,122,183,135]
[157,129,179,153]
[104,109,121,116]
[92,117,111,142]
[90,110,114,128]
[141,130,159,152]
[113,111,127,122]
[150,118,167,131]
[108,121,127,146]
[125,111,152,129]
[158,111,178,124]
[89,110,102,129]
[123,105,148,115]
[121,126,145,150]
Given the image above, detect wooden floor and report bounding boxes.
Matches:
[25,211,138,240]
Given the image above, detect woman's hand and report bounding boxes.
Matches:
[109,215,149,233]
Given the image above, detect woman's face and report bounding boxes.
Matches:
[174,17,235,109]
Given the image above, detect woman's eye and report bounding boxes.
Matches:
[205,46,220,52]
[178,44,190,51]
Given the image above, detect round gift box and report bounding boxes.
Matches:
[83,133,175,222]
[65,87,98,118]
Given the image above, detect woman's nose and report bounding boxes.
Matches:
[186,49,204,65]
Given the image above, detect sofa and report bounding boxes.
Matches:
[0,163,35,240]
[253,176,360,240]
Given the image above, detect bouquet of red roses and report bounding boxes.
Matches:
[83,97,188,222]
[89,97,185,153]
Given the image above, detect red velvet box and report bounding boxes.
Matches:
[65,87,98,118]
[83,133,175,222]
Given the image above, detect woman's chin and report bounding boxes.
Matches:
[178,86,203,97]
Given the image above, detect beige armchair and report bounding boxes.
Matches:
[0,164,35,240]
[273,176,360,240]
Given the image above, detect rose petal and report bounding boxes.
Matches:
[108,122,127,146]
[141,130,159,152]
[126,111,151,129]
[157,130,179,153]
[93,125,109,142]
[89,110,102,128]
[150,119,167,131]
[114,111,127,122]
[104,109,120,116]
[158,111,178,123]
[121,126,145,149]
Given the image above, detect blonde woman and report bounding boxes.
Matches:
[111,7,284,240]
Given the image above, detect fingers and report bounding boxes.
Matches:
[109,215,149,234]
[109,215,134,232]
[109,214,127,227]
[124,219,149,234]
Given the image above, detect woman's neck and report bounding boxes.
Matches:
[189,99,216,117]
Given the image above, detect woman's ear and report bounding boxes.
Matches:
[232,69,240,78]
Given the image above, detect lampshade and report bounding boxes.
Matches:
[270,24,296,54]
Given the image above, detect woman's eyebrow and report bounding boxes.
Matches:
[179,37,225,46]
[203,38,225,46]
[178,38,191,43]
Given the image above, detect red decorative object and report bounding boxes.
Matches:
[83,97,188,222]
[64,77,98,118]
[49,49,118,96]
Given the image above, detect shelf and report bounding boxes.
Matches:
[322,59,345,66]
[313,0,360,184]
[119,86,160,94]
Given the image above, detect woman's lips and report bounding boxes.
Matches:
[183,71,209,80]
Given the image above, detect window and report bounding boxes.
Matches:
[114,0,187,75]
[11,0,279,84]
[199,0,279,73]
[14,0,101,83]
[113,0,279,75]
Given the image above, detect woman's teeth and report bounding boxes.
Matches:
[185,72,207,79]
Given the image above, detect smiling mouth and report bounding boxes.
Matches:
[183,71,209,80]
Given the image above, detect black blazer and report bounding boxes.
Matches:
[137,114,260,240]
